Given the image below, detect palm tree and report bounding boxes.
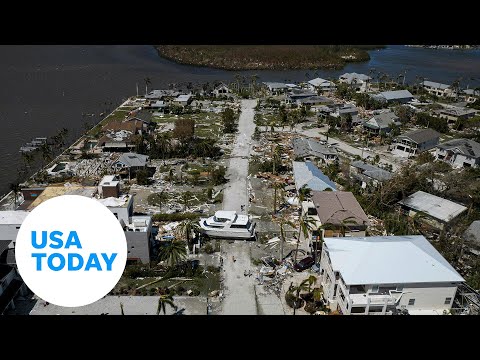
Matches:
[181,191,192,212]
[144,77,152,96]
[9,183,21,208]
[176,219,201,251]
[306,275,317,293]
[157,239,187,267]
[293,212,317,263]
[272,181,285,214]
[157,294,176,315]
[156,190,169,213]
[288,278,310,315]
[274,217,295,261]
[39,142,53,168]
[298,185,312,202]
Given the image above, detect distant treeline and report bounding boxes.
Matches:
[155,45,385,70]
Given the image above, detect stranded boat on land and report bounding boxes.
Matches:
[199,210,256,239]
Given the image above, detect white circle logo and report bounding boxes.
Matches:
[15,195,127,307]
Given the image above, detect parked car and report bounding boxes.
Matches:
[293,256,315,272]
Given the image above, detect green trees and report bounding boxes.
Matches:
[294,213,317,263]
[209,166,227,185]
[221,108,237,133]
[415,112,448,133]
[9,183,21,208]
[157,239,187,267]
[136,168,150,185]
[298,185,312,202]
[176,219,201,251]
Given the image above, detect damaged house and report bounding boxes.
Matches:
[349,160,393,188]
[435,138,480,169]
[292,137,338,164]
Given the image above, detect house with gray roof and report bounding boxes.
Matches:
[435,138,480,169]
[363,111,401,135]
[392,128,440,158]
[339,72,371,92]
[112,153,149,177]
[422,81,455,98]
[398,191,467,230]
[374,90,414,104]
[307,77,336,92]
[292,137,338,163]
[263,82,288,95]
[434,106,477,125]
[292,161,336,192]
[350,160,393,187]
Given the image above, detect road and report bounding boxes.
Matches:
[220,99,258,315]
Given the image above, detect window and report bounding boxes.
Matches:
[463,162,471,168]
[444,297,452,305]
[113,213,118,219]
[371,285,379,293]
[16,226,20,229]
[351,306,366,314]
[408,299,415,306]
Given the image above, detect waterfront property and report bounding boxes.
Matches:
[319,235,465,315]
[363,111,401,135]
[463,88,480,103]
[292,161,336,192]
[307,77,336,92]
[392,128,440,157]
[292,137,338,164]
[373,90,414,104]
[435,138,480,168]
[349,160,393,187]
[263,82,288,95]
[213,83,231,97]
[338,72,371,92]
[285,90,317,104]
[397,191,467,230]
[422,80,455,98]
[173,94,193,107]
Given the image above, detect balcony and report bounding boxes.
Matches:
[349,293,396,306]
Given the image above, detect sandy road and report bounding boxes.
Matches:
[219,99,258,315]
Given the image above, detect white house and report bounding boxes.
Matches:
[263,82,288,95]
[339,72,371,92]
[463,88,480,103]
[307,77,336,92]
[0,211,29,244]
[435,138,480,169]
[98,195,134,226]
[422,80,455,98]
[319,235,465,315]
[112,153,149,175]
[173,94,193,106]
[398,191,467,230]
[213,83,230,97]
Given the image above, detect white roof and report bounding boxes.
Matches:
[398,191,467,223]
[324,235,465,285]
[176,94,192,101]
[214,211,237,221]
[308,77,335,88]
[0,211,29,225]
[97,195,131,208]
[99,175,119,187]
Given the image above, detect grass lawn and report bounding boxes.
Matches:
[153,112,224,139]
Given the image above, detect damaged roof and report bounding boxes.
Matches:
[292,137,338,158]
[437,138,480,159]
[350,161,394,182]
[396,128,440,144]
[398,191,467,223]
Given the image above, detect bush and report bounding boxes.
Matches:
[152,213,201,222]
[285,292,305,309]
[206,265,220,273]
[203,243,215,254]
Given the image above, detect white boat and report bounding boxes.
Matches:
[199,211,256,240]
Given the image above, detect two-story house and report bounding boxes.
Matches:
[392,128,440,158]
[319,235,465,315]
[435,138,480,169]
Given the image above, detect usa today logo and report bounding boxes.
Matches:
[15,195,127,307]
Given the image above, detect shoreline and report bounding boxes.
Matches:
[0,98,130,201]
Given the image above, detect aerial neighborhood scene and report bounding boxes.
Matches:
[1,44,480,315]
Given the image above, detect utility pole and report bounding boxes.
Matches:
[136,83,139,97]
